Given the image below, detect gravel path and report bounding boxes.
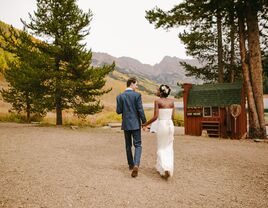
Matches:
[0,123,267,208]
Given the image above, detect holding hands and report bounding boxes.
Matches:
[142,123,149,132]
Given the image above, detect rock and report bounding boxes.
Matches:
[108,123,121,128]
[254,139,268,143]
[31,121,41,125]
[201,130,208,137]
[102,126,111,129]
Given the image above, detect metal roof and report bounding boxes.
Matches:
[187,82,243,107]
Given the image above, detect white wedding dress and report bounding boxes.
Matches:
[155,108,174,177]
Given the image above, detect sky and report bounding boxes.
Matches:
[0,0,187,65]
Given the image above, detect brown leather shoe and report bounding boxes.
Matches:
[129,165,134,170]
[131,166,139,177]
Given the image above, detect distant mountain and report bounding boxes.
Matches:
[92,52,202,90]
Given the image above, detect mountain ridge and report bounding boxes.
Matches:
[92,52,202,89]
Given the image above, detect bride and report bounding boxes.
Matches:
[142,84,175,179]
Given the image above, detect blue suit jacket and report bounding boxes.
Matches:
[116,90,146,130]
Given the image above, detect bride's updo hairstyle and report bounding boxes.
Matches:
[159,84,171,98]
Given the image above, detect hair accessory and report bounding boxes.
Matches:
[160,85,170,95]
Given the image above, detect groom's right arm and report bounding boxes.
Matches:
[116,95,122,114]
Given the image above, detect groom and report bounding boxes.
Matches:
[116,77,146,178]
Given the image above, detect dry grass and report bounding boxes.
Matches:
[0,105,184,127]
[101,73,159,108]
[41,110,120,127]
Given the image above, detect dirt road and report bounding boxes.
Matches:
[0,123,267,208]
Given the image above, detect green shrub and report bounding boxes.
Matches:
[0,113,44,123]
[0,113,27,123]
[173,113,184,126]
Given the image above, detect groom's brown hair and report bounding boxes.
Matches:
[127,77,137,87]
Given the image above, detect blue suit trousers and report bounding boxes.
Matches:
[124,129,142,167]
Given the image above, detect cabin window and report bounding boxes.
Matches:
[203,107,212,117]
[212,107,220,117]
[186,107,202,116]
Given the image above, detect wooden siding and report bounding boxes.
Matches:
[183,83,247,139]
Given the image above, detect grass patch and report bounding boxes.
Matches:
[41,110,122,127]
[87,111,122,127]
[0,113,43,123]
[0,109,184,127]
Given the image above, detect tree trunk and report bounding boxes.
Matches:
[55,51,63,126]
[56,96,62,126]
[248,109,255,138]
[245,0,266,138]
[217,8,224,83]
[237,5,260,138]
[26,92,31,123]
[229,1,235,83]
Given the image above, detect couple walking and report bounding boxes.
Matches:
[116,77,175,179]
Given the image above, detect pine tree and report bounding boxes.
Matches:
[0,27,52,121]
[22,0,115,125]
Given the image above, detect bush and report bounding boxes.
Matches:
[173,113,184,126]
[0,113,28,123]
[0,112,44,123]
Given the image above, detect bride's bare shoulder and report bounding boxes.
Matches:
[167,98,175,107]
[154,99,162,107]
[168,98,175,104]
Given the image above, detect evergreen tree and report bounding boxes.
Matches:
[0,27,52,121]
[22,0,115,125]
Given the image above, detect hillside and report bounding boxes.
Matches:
[101,70,159,108]
[0,21,14,79]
